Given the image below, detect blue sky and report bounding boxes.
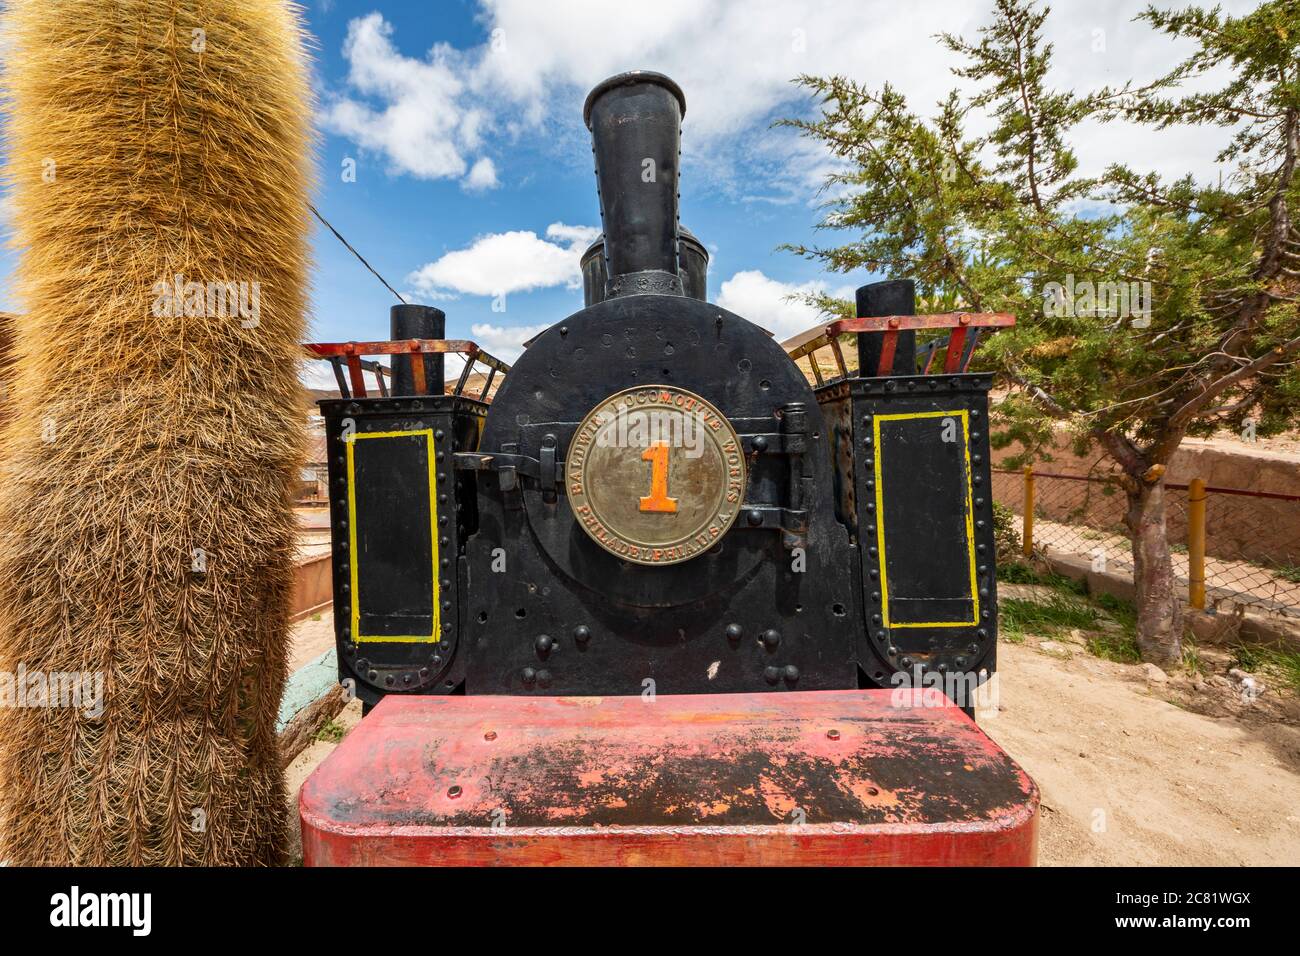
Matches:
[302,0,865,369]
[0,0,1253,384]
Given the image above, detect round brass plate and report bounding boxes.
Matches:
[567,385,746,565]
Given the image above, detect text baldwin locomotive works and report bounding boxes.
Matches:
[567,386,746,566]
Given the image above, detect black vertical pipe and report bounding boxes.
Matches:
[856,279,917,377]
[584,71,686,298]
[390,304,445,396]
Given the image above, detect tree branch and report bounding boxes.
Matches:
[1004,366,1072,419]
[1150,334,1300,462]
[1094,429,1145,477]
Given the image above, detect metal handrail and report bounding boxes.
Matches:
[304,339,511,401]
[786,312,1016,381]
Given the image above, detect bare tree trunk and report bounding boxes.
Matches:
[1123,479,1182,666]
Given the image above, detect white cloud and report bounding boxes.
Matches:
[464,157,498,191]
[472,0,1261,186]
[407,222,599,298]
[321,12,496,187]
[470,322,552,363]
[716,269,854,341]
[322,1,1264,195]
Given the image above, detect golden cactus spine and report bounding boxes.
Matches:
[0,0,314,864]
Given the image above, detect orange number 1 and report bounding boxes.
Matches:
[639,442,678,513]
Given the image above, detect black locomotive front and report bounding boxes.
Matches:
[316,71,999,707]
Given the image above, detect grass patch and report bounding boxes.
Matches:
[314,720,347,744]
[1085,593,1141,663]
[1049,572,1090,597]
[1086,629,1142,664]
[996,574,1143,663]
[997,561,1040,584]
[1232,644,1300,693]
[996,561,1087,596]
[999,594,1099,642]
[1094,593,1136,628]
[1272,564,1300,584]
[996,565,1226,669]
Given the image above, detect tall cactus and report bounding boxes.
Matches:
[0,0,314,864]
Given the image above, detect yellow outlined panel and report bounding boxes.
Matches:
[346,428,441,643]
[872,409,978,629]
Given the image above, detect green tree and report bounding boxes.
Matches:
[782,0,1300,665]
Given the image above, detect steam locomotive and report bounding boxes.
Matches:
[310,71,1004,709]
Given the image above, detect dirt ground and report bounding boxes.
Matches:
[982,635,1300,865]
[285,618,1300,867]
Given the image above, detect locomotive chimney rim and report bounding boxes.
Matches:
[585,71,686,299]
[583,71,686,129]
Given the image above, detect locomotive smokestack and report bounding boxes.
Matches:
[584,71,686,298]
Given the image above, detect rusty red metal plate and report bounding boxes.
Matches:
[300,689,1038,866]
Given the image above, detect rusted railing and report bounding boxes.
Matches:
[785,312,1016,383]
[305,339,511,401]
